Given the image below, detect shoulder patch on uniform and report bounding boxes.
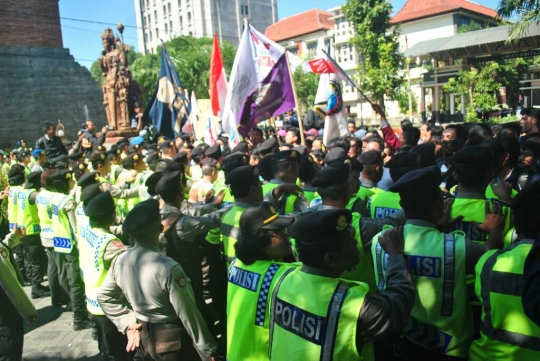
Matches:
[0,249,7,258]
[112,240,124,249]
[176,274,187,287]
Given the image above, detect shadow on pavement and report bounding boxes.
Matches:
[23,355,99,361]
[24,305,64,334]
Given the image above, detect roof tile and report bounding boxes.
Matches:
[265,8,335,42]
[391,0,497,24]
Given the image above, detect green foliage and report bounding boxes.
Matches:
[497,0,540,40]
[343,0,404,104]
[89,45,141,87]
[395,87,418,115]
[293,67,319,110]
[457,22,483,33]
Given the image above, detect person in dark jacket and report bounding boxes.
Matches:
[34,122,68,164]
[82,120,108,149]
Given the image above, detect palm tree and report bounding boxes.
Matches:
[497,0,540,40]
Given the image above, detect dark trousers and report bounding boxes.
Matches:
[93,315,133,361]
[0,302,24,361]
[20,234,46,288]
[50,250,88,321]
[12,244,26,282]
[134,322,200,361]
[46,247,69,305]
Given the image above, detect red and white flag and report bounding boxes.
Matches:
[209,33,228,118]
[302,50,355,88]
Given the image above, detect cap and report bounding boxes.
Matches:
[191,145,205,158]
[80,183,103,204]
[354,129,367,140]
[239,201,294,235]
[27,171,42,186]
[155,170,183,196]
[95,145,107,153]
[222,152,249,175]
[8,166,24,178]
[130,136,145,146]
[123,199,161,234]
[312,163,349,187]
[205,144,222,159]
[77,171,99,189]
[385,152,421,169]
[201,158,220,169]
[389,165,441,194]
[173,152,188,164]
[273,150,300,163]
[324,147,347,166]
[32,149,45,158]
[127,144,142,155]
[411,142,436,168]
[71,161,87,173]
[258,137,278,155]
[359,150,385,165]
[225,165,259,186]
[145,171,164,197]
[512,180,540,211]
[85,191,115,217]
[116,137,129,147]
[158,140,175,150]
[89,152,107,163]
[232,141,249,154]
[451,145,492,170]
[50,169,72,182]
[107,145,122,156]
[291,209,352,250]
[146,150,162,164]
[305,128,319,137]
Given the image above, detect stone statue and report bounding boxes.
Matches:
[98,24,144,131]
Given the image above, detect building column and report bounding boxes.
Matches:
[420,86,426,122]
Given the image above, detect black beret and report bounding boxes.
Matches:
[146,143,159,151]
[89,152,107,163]
[359,150,385,166]
[324,147,347,166]
[68,150,84,160]
[389,165,441,194]
[85,191,114,217]
[512,180,540,211]
[222,152,249,175]
[205,144,222,159]
[291,209,352,250]
[155,170,182,196]
[71,162,88,174]
[146,150,162,164]
[95,145,107,153]
[190,145,205,158]
[107,144,122,156]
[27,171,42,186]
[312,163,349,187]
[273,150,301,163]
[385,152,421,169]
[201,158,220,169]
[225,165,259,186]
[50,169,73,182]
[127,144,142,155]
[451,145,492,170]
[158,140,175,150]
[122,153,144,167]
[347,158,363,172]
[8,166,24,178]
[411,142,436,168]
[239,201,294,235]
[77,171,99,189]
[293,145,307,157]
[231,141,249,154]
[123,199,160,234]
[173,151,188,164]
[145,171,164,197]
[116,137,129,146]
[258,137,278,155]
[81,183,103,204]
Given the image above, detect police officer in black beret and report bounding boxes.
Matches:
[267,209,414,360]
[98,199,220,360]
[159,140,177,160]
[205,144,222,162]
[358,150,385,205]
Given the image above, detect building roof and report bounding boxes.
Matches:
[404,23,540,59]
[265,8,334,42]
[391,0,497,24]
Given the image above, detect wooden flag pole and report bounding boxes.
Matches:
[285,52,306,146]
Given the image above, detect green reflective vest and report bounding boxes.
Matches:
[449,183,518,199]
[262,182,302,215]
[357,185,383,202]
[227,259,297,361]
[16,189,40,236]
[221,204,248,265]
[206,187,235,246]
[7,185,21,232]
[373,224,472,358]
[301,186,318,205]
[369,191,401,219]
[36,190,55,243]
[51,193,76,254]
[269,268,374,361]
[469,239,540,361]
[341,212,376,293]
[78,225,119,315]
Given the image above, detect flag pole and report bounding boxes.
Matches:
[285,52,306,146]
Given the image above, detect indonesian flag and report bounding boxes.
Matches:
[209,33,228,118]
[302,50,355,88]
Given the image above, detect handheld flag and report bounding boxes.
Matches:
[183,91,199,138]
[145,46,190,139]
[238,54,295,137]
[209,33,228,118]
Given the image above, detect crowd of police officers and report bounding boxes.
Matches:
[1,105,540,361]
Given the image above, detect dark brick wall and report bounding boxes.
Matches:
[0,0,63,48]
[0,47,106,147]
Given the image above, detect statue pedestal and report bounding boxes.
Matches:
[104,127,140,145]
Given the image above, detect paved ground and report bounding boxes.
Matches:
[21,286,99,361]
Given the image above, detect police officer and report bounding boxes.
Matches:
[227,201,296,360]
[0,228,37,361]
[189,158,220,203]
[357,150,385,208]
[469,181,540,361]
[262,150,308,215]
[372,166,506,360]
[97,199,220,361]
[299,155,320,204]
[268,209,415,360]
[78,191,129,360]
[369,152,421,219]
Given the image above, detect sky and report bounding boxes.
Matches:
[59,0,497,68]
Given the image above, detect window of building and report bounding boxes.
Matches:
[306,42,317,57]
[168,3,171,15]
[324,38,331,52]
[170,21,173,34]
[288,46,298,56]
[163,5,166,15]
[240,5,244,15]
[461,17,470,26]
[188,11,191,23]
[149,31,153,41]
[154,10,157,22]
[156,28,159,38]
[148,14,151,23]
[245,5,248,15]
[165,23,168,33]
[349,44,354,61]
[180,16,183,29]
[140,0,145,9]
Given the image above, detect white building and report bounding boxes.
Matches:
[134,0,278,54]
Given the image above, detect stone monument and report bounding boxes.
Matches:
[98,25,144,138]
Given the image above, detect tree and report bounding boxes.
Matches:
[293,67,319,112]
[90,45,141,86]
[497,0,540,40]
[343,0,404,106]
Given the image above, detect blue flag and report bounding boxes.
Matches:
[145,46,190,139]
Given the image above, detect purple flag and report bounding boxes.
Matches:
[237,54,295,137]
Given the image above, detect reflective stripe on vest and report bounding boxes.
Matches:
[403,317,453,354]
[254,263,281,326]
[441,233,455,316]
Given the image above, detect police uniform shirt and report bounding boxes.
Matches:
[189,178,214,203]
[265,179,308,213]
[97,242,218,357]
[0,234,36,319]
